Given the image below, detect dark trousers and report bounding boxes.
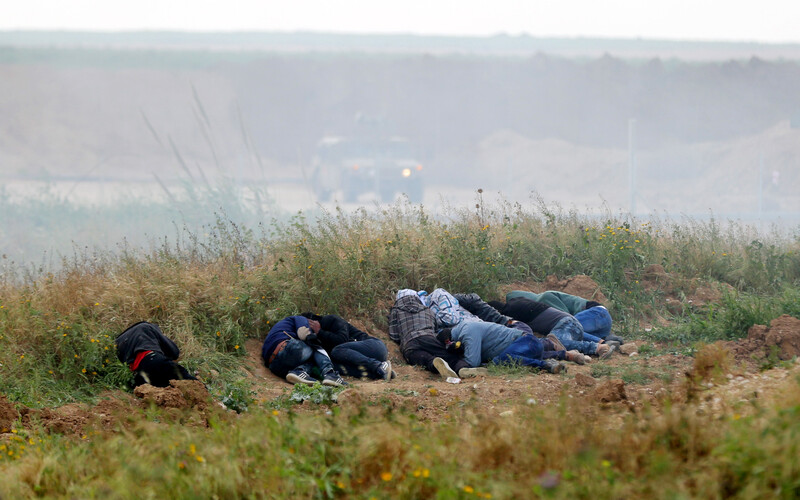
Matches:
[331,338,388,379]
[133,352,197,388]
[403,335,470,374]
[268,338,335,379]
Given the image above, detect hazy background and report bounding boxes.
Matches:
[2,2,800,271]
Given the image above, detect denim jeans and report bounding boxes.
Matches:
[550,316,598,355]
[331,338,388,379]
[491,333,550,369]
[574,306,612,339]
[268,338,335,379]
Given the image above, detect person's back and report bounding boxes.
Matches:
[388,290,470,379]
[506,290,587,315]
[115,321,195,388]
[261,315,306,364]
[388,293,437,351]
[450,321,522,367]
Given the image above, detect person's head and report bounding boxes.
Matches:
[436,327,453,345]
[300,312,322,333]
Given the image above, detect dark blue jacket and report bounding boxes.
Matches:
[261,316,310,363]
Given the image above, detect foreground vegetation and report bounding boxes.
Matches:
[2,195,800,498]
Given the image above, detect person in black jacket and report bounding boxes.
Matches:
[488,298,615,359]
[116,321,197,388]
[301,312,394,381]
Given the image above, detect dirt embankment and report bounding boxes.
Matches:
[2,275,799,432]
[1,380,219,437]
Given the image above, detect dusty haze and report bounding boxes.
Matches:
[1,32,799,266]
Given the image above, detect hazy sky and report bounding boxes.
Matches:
[3,0,799,43]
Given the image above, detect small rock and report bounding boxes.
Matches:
[619,343,638,355]
[726,373,734,379]
[499,410,514,417]
[526,398,537,405]
[629,352,638,358]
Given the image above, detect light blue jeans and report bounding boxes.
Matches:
[574,306,612,340]
[549,316,598,355]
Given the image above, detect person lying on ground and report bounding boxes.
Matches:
[428,288,513,328]
[116,321,198,388]
[506,289,623,344]
[438,323,577,375]
[261,315,347,387]
[388,289,471,380]
[438,290,587,370]
[300,312,394,381]
[488,297,616,359]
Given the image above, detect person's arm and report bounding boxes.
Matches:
[455,293,512,325]
[316,315,351,347]
[461,330,483,367]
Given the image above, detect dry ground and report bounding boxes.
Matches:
[4,275,799,436]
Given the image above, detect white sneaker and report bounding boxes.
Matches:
[432,357,459,379]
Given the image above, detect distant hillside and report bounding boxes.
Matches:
[3,30,800,61]
[1,35,798,218]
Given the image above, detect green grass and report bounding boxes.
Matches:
[1,193,800,497]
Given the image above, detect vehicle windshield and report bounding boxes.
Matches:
[318,138,414,161]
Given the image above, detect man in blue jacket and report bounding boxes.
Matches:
[261,315,346,387]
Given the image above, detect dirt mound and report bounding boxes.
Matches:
[0,395,19,432]
[134,380,211,410]
[593,379,628,403]
[21,403,90,435]
[727,315,800,370]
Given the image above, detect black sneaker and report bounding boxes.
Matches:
[322,373,347,387]
[286,371,316,386]
[605,334,625,345]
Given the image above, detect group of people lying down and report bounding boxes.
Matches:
[114,290,623,389]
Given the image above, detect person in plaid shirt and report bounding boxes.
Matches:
[388,289,470,380]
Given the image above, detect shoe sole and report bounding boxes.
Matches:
[286,373,316,385]
[322,379,343,387]
[433,357,459,379]
[567,351,585,365]
[599,345,617,360]
[381,361,393,381]
[459,368,489,378]
[546,334,567,352]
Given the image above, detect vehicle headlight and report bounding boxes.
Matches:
[401,168,412,178]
